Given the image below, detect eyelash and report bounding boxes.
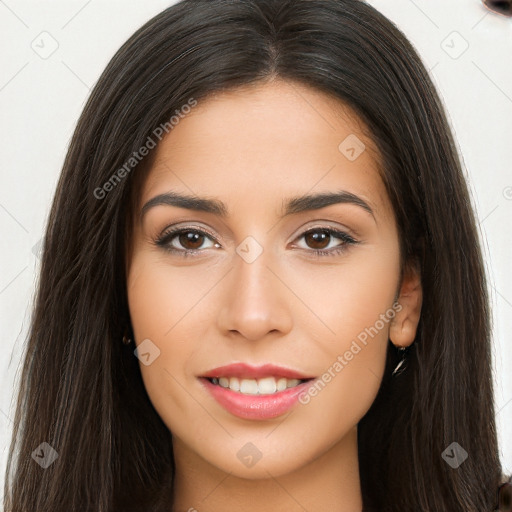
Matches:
[154,225,359,258]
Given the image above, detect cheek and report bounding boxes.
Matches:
[284,247,399,405]
[127,252,220,340]
[127,254,245,474]
[288,258,398,448]
[126,253,220,427]
[287,244,399,344]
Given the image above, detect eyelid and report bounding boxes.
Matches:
[157,222,220,242]
[290,221,359,242]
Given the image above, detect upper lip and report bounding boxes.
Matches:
[200,362,315,380]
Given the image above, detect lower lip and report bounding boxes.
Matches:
[200,378,313,420]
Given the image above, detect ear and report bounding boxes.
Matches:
[389,262,422,348]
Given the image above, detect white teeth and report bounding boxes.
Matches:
[240,379,259,394]
[258,377,276,394]
[229,377,240,391]
[209,376,306,395]
[276,378,287,391]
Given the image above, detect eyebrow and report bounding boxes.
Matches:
[140,190,376,222]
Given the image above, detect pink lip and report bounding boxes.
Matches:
[200,377,313,420]
[200,362,314,380]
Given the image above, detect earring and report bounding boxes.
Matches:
[391,342,408,376]
[122,331,133,345]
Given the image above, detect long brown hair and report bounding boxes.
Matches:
[4,0,506,510]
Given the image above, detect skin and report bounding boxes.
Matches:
[126,78,422,512]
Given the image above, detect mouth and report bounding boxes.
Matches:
[198,363,316,420]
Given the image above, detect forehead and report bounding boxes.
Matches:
[140,79,393,223]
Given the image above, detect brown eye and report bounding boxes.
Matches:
[304,230,332,250]
[178,231,206,250]
[295,227,358,257]
[155,227,219,255]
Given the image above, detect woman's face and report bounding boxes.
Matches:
[126,79,421,479]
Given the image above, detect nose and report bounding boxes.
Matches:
[216,249,293,342]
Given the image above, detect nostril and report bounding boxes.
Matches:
[483,0,512,16]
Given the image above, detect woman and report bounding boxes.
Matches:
[3,0,509,510]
